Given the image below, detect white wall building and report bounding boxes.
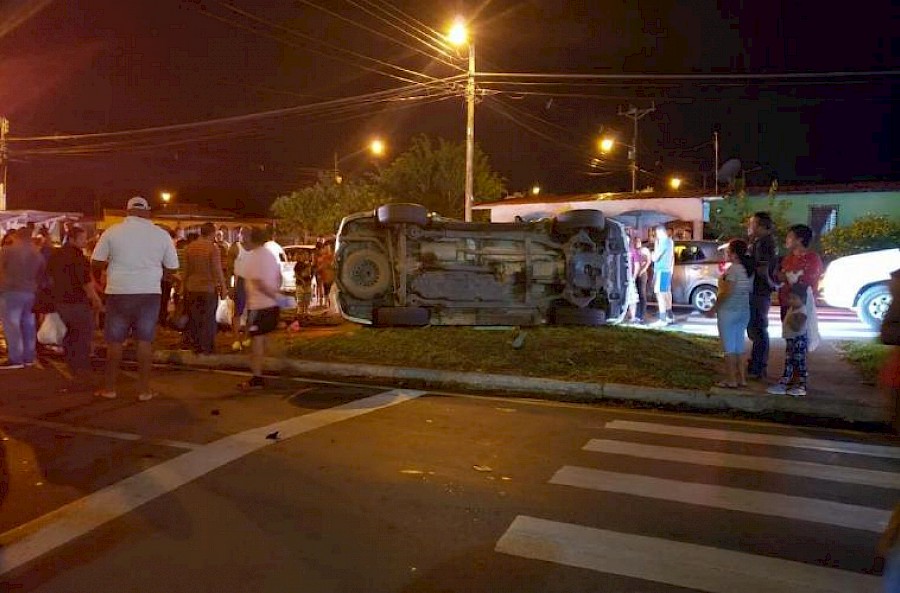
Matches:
[474,191,717,240]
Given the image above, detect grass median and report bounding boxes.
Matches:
[280,325,721,390]
[838,340,889,383]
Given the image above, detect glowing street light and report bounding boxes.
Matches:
[447,18,468,46]
[669,177,683,191]
[531,185,541,196]
[160,191,172,205]
[447,17,475,222]
[369,138,386,157]
[598,137,615,153]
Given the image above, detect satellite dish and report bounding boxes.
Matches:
[717,158,741,183]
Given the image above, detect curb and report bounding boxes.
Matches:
[153,350,890,425]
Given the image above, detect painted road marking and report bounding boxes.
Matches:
[605,420,900,460]
[551,466,890,532]
[0,389,425,576]
[495,516,880,593]
[0,415,200,451]
[584,439,900,489]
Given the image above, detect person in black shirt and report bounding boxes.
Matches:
[745,212,779,379]
[47,227,105,379]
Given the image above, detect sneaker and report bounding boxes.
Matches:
[787,385,807,397]
[95,389,118,399]
[231,341,243,352]
[137,392,155,402]
[766,383,788,395]
[0,360,25,370]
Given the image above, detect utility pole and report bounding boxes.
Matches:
[463,42,476,221]
[618,103,655,193]
[0,117,8,211]
[713,130,719,196]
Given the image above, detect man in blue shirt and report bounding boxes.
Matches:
[651,225,675,326]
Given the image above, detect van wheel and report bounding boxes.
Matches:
[690,285,718,312]
[374,306,430,327]
[340,249,392,300]
[858,284,892,329]
[554,210,606,241]
[377,203,428,226]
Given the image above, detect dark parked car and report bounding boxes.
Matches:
[649,240,724,312]
[335,204,630,326]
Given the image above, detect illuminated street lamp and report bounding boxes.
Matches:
[598,137,615,153]
[597,136,638,193]
[160,191,172,206]
[447,17,475,222]
[669,177,683,191]
[531,185,541,196]
[334,139,387,184]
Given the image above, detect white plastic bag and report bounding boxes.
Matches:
[37,312,67,345]
[216,297,235,327]
[805,286,820,352]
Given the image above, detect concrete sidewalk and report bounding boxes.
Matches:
[152,332,891,426]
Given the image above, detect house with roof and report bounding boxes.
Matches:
[474,182,900,241]
[473,189,716,240]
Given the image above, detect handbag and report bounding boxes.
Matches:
[37,312,67,345]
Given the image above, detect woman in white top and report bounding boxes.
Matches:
[708,239,754,388]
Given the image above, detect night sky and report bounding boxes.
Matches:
[0,0,895,215]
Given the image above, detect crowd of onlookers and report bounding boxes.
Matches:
[619,212,825,395]
[0,196,333,397]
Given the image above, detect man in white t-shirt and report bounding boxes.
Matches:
[91,196,179,401]
[239,227,282,390]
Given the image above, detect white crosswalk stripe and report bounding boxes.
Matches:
[550,465,890,532]
[605,420,900,459]
[496,516,881,593]
[496,417,898,592]
[584,438,900,488]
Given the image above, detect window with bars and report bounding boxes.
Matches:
[809,205,839,239]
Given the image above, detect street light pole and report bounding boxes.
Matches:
[464,42,475,222]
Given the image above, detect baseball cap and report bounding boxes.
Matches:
[126,196,150,211]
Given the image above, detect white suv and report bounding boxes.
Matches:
[821,248,900,329]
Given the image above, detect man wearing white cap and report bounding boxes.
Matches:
[91,196,179,401]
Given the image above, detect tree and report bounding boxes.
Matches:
[707,179,791,241]
[820,214,900,259]
[376,135,504,217]
[270,173,387,239]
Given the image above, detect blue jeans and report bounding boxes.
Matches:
[747,294,771,376]
[0,291,37,365]
[885,545,900,592]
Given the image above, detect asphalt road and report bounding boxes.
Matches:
[1,363,897,592]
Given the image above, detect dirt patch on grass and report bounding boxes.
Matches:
[281,325,721,390]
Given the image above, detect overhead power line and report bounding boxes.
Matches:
[477,70,900,81]
[342,0,456,61]
[10,78,463,144]
[293,0,464,72]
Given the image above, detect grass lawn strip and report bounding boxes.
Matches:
[281,326,720,390]
[839,340,889,383]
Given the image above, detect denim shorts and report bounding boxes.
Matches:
[105,294,161,343]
